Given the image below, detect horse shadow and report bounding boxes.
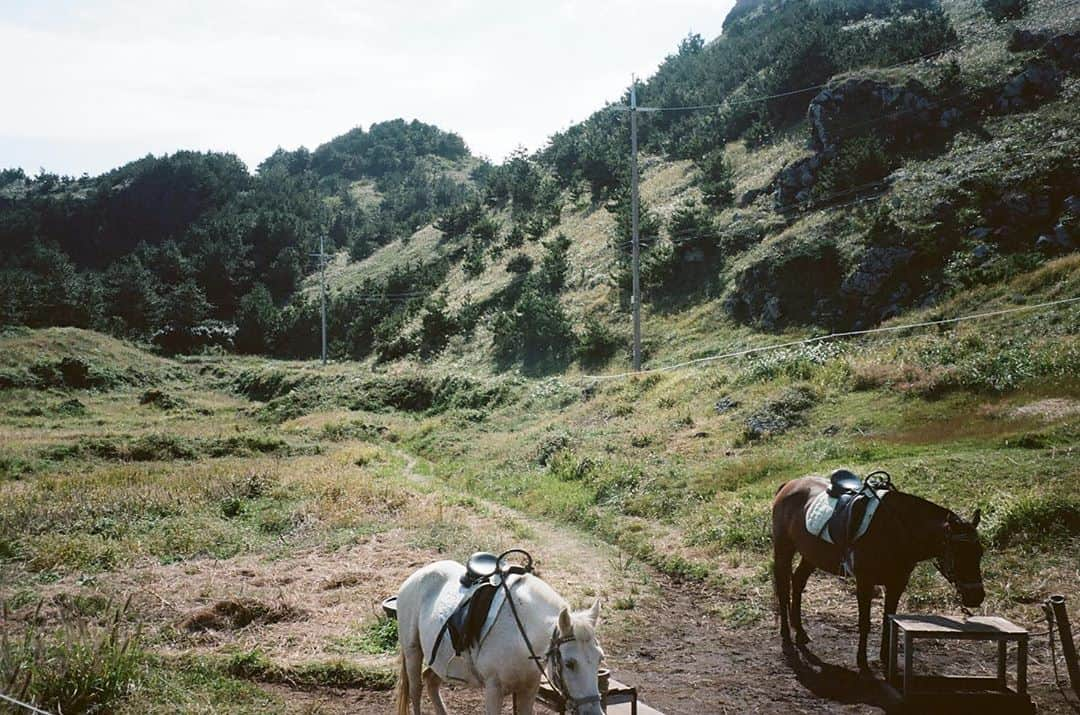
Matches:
[783,641,900,712]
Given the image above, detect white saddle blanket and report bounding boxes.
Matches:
[804,484,887,544]
[424,573,520,683]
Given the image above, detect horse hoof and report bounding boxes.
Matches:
[795,631,811,645]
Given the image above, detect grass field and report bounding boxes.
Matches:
[1,253,1077,712]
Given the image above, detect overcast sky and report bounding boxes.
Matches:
[0,0,736,177]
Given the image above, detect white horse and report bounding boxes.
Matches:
[395,560,606,715]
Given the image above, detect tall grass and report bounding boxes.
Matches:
[1,600,143,714]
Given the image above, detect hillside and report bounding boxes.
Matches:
[282,0,1078,377]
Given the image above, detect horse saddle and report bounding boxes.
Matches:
[429,552,514,667]
[826,470,871,550]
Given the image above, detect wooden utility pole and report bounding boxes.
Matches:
[630,78,642,372]
[311,235,328,365]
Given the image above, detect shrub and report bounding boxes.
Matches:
[986,494,1080,547]
[811,135,895,203]
[539,233,571,292]
[417,295,458,357]
[491,287,574,369]
[462,240,486,279]
[235,284,279,355]
[576,317,623,367]
[506,253,533,275]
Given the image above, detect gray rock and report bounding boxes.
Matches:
[714,396,740,414]
[841,246,915,297]
[968,227,992,241]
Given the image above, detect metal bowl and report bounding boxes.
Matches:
[382,596,398,620]
[597,667,610,693]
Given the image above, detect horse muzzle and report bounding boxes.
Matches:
[958,582,985,608]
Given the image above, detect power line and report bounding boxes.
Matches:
[580,296,1080,381]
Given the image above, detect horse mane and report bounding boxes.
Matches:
[887,488,955,523]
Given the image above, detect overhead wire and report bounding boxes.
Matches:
[579,296,1080,381]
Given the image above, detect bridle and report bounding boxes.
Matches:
[933,516,984,614]
[496,551,602,714]
[544,628,603,713]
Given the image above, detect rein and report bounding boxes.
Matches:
[499,576,600,713]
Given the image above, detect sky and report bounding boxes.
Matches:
[0,0,736,177]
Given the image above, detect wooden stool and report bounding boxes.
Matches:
[887,614,1032,710]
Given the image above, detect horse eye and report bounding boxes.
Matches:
[566,659,577,671]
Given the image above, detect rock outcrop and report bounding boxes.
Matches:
[807,78,953,154]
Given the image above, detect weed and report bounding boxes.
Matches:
[985,494,1080,548]
[0,600,143,714]
[328,617,398,655]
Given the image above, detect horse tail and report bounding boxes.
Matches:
[396,650,410,715]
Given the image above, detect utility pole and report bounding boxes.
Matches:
[310,235,328,365]
[629,77,642,372]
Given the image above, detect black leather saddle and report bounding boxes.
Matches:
[429,550,533,667]
[826,470,873,555]
[827,468,864,498]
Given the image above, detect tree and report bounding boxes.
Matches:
[157,279,212,330]
[418,294,457,357]
[539,233,571,293]
[491,286,573,369]
[235,284,278,354]
[697,149,735,208]
[102,255,159,335]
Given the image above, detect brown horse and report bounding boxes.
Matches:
[772,474,985,671]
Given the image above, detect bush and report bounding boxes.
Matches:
[235,284,279,355]
[506,253,534,275]
[491,287,574,369]
[539,233,571,293]
[811,135,895,203]
[986,494,1080,547]
[462,240,486,279]
[417,295,458,357]
[576,317,623,367]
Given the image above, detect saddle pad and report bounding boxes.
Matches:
[804,486,886,544]
[425,573,520,682]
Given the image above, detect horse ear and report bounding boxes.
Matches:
[971,508,982,528]
[587,598,601,627]
[558,607,573,637]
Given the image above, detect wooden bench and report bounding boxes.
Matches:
[886,614,1033,711]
